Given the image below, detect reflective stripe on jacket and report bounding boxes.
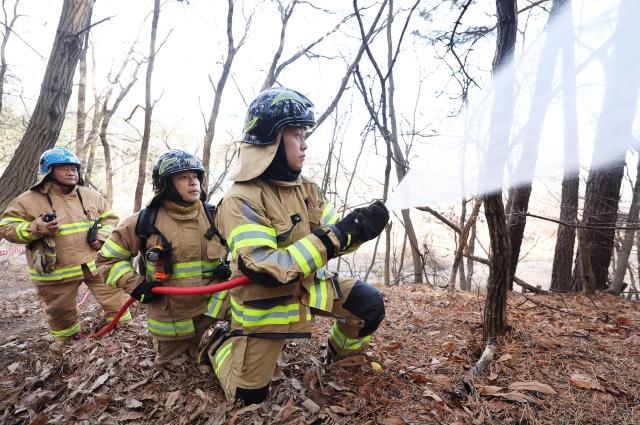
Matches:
[96,200,229,341]
[0,182,118,285]
[215,176,352,337]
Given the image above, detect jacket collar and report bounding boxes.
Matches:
[162,199,202,220]
[262,176,302,187]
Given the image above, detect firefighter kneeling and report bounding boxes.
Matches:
[199,87,388,404]
[96,150,230,365]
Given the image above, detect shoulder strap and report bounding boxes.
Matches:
[75,187,90,220]
[135,206,159,240]
[135,205,159,277]
[203,202,226,247]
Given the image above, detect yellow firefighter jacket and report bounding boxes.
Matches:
[96,200,229,341]
[0,182,118,285]
[215,176,359,338]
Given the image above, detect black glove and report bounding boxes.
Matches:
[213,263,232,280]
[334,200,389,247]
[130,279,162,304]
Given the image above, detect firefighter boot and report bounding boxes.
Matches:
[197,324,231,368]
[50,337,72,354]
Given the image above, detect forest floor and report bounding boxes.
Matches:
[0,258,639,425]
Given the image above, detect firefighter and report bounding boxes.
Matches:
[200,87,389,404]
[0,147,130,352]
[96,150,230,365]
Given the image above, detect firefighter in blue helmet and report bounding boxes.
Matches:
[0,147,130,353]
[200,87,388,404]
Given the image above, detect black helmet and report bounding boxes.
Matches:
[152,150,204,193]
[242,87,315,145]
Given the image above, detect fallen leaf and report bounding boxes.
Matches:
[125,398,143,409]
[290,377,302,391]
[371,362,383,372]
[7,362,20,373]
[117,411,145,421]
[302,398,320,414]
[496,354,512,362]
[422,388,443,402]
[380,415,405,425]
[487,373,498,382]
[615,316,630,326]
[477,385,504,395]
[386,342,402,351]
[276,397,295,421]
[508,381,556,395]
[408,372,428,382]
[441,340,456,351]
[483,392,538,403]
[165,390,182,410]
[28,413,48,425]
[570,373,603,391]
[194,388,207,400]
[334,356,368,368]
[233,403,261,416]
[329,405,349,415]
[473,411,486,425]
[88,372,109,393]
[327,382,348,391]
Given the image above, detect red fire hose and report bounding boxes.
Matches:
[90,275,250,338]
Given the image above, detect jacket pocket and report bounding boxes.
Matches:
[307,206,323,227]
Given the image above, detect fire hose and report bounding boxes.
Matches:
[90,275,250,338]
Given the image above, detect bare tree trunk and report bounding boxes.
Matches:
[577,0,640,293]
[386,0,423,283]
[384,223,391,285]
[201,0,248,191]
[465,220,477,290]
[0,0,20,116]
[450,199,482,294]
[133,0,160,212]
[609,157,640,293]
[394,231,408,285]
[75,32,88,161]
[483,0,517,340]
[0,0,94,211]
[549,0,579,293]
[83,40,102,178]
[100,58,142,206]
[508,0,565,289]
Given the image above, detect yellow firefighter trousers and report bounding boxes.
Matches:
[209,277,375,402]
[35,264,130,338]
[153,314,219,365]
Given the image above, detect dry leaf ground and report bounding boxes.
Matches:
[1,261,639,424]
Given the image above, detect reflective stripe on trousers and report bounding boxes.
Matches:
[147,318,195,337]
[51,322,80,338]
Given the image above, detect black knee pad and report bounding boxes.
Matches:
[342,280,385,337]
[235,383,270,405]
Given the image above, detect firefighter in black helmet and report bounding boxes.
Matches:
[200,87,388,404]
[97,150,230,365]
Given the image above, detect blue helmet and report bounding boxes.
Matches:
[31,147,83,190]
[38,147,81,174]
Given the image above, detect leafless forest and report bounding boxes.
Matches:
[0,1,638,424]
